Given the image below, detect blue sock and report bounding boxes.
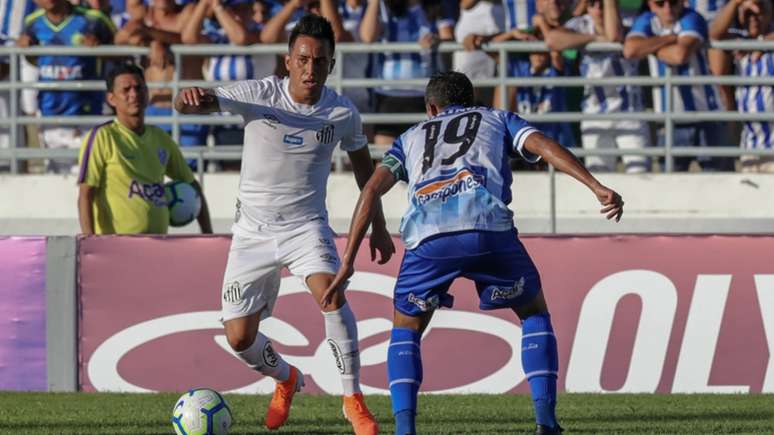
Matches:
[522,313,558,428]
[388,327,422,435]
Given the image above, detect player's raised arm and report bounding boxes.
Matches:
[321,165,398,307]
[174,87,222,114]
[523,132,624,222]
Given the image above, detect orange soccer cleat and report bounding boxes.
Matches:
[343,393,379,435]
[264,365,304,430]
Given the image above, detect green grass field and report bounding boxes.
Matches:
[1,392,772,434]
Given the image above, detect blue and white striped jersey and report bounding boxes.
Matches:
[736,51,774,150]
[382,106,539,249]
[628,9,722,113]
[375,3,432,96]
[502,0,536,31]
[688,0,728,21]
[565,14,644,116]
[202,18,260,81]
[0,0,34,40]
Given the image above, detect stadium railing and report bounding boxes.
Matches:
[1,41,773,231]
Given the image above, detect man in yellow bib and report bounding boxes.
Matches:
[77,63,212,235]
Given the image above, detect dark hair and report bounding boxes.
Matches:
[288,14,336,54]
[425,71,475,109]
[106,62,145,92]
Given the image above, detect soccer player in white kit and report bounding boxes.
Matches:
[174,14,394,435]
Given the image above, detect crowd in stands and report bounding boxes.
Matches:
[0,0,772,173]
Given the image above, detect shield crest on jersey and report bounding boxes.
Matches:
[316,124,335,144]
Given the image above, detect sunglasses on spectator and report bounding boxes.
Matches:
[652,0,679,7]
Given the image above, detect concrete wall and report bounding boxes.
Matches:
[2,173,774,235]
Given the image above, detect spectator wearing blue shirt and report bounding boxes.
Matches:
[360,0,440,146]
[711,0,774,173]
[624,0,733,171]
[20,0,114,173]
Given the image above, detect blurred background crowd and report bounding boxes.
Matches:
[0,0,771,174]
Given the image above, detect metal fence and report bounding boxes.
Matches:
[1,40,773,184]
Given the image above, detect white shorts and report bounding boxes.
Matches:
[220,219,340,322]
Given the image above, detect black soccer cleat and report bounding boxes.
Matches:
[535,424,563,435]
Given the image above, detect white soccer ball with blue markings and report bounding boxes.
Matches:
[171,388,232,435]
[165,181,201,227]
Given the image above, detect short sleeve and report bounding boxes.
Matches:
[161,132,195,183]
[340,100,368,151]
[77,125,107,187]
[627,12,654,39]
[504,111,540,163]
[214,78,272,111]
[678,11,707,42]
[380,136,408,182]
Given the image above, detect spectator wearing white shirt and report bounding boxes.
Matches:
[454,0,504,105]
[711,0,774,172]
[547,0,650,172]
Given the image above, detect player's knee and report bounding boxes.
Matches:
[515,289,550,320]
[224,318,259,352]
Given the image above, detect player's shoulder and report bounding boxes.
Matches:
[24,8,45,27]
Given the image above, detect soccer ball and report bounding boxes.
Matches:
[171,388,232,435]
[165,181,201,227]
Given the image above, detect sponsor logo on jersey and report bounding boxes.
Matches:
[283,134,304,147]
[316,124,335,144]
[490,277,526,302]
[407,293,440,312]
[262,341,279,367]
[39,64,84,80]
[413,168,485,206]
[223,281,243,303]
[327,339,346,374]
[128,180,166,207]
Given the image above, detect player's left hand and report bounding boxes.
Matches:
[594,185,624,222]
[369,224,395,265]
[321,262,354,308]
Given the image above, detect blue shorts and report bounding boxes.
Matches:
[394,229,542,317]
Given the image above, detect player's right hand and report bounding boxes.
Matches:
[321,262,354,308]
[178,87,212,107]
[594,185,624,222]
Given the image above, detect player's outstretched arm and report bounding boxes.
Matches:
[523,132,624,222]
[321,166,398,307]
[348,146,396,264]
[174,87,221,114]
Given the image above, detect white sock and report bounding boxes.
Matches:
[235,332,290,382]
[322,303,361,396]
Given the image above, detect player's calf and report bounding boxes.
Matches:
[521,312,560,431]
[388,327,423,435]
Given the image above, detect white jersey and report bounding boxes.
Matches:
[382,105,538,249]
[214,76,367,231]
[453,0,505,79]
[565,14,644,120]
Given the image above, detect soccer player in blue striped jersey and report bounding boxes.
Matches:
[324,71,624,435]
[624,0,733,171]
[546,0,650,173]
[711,0,774,172]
